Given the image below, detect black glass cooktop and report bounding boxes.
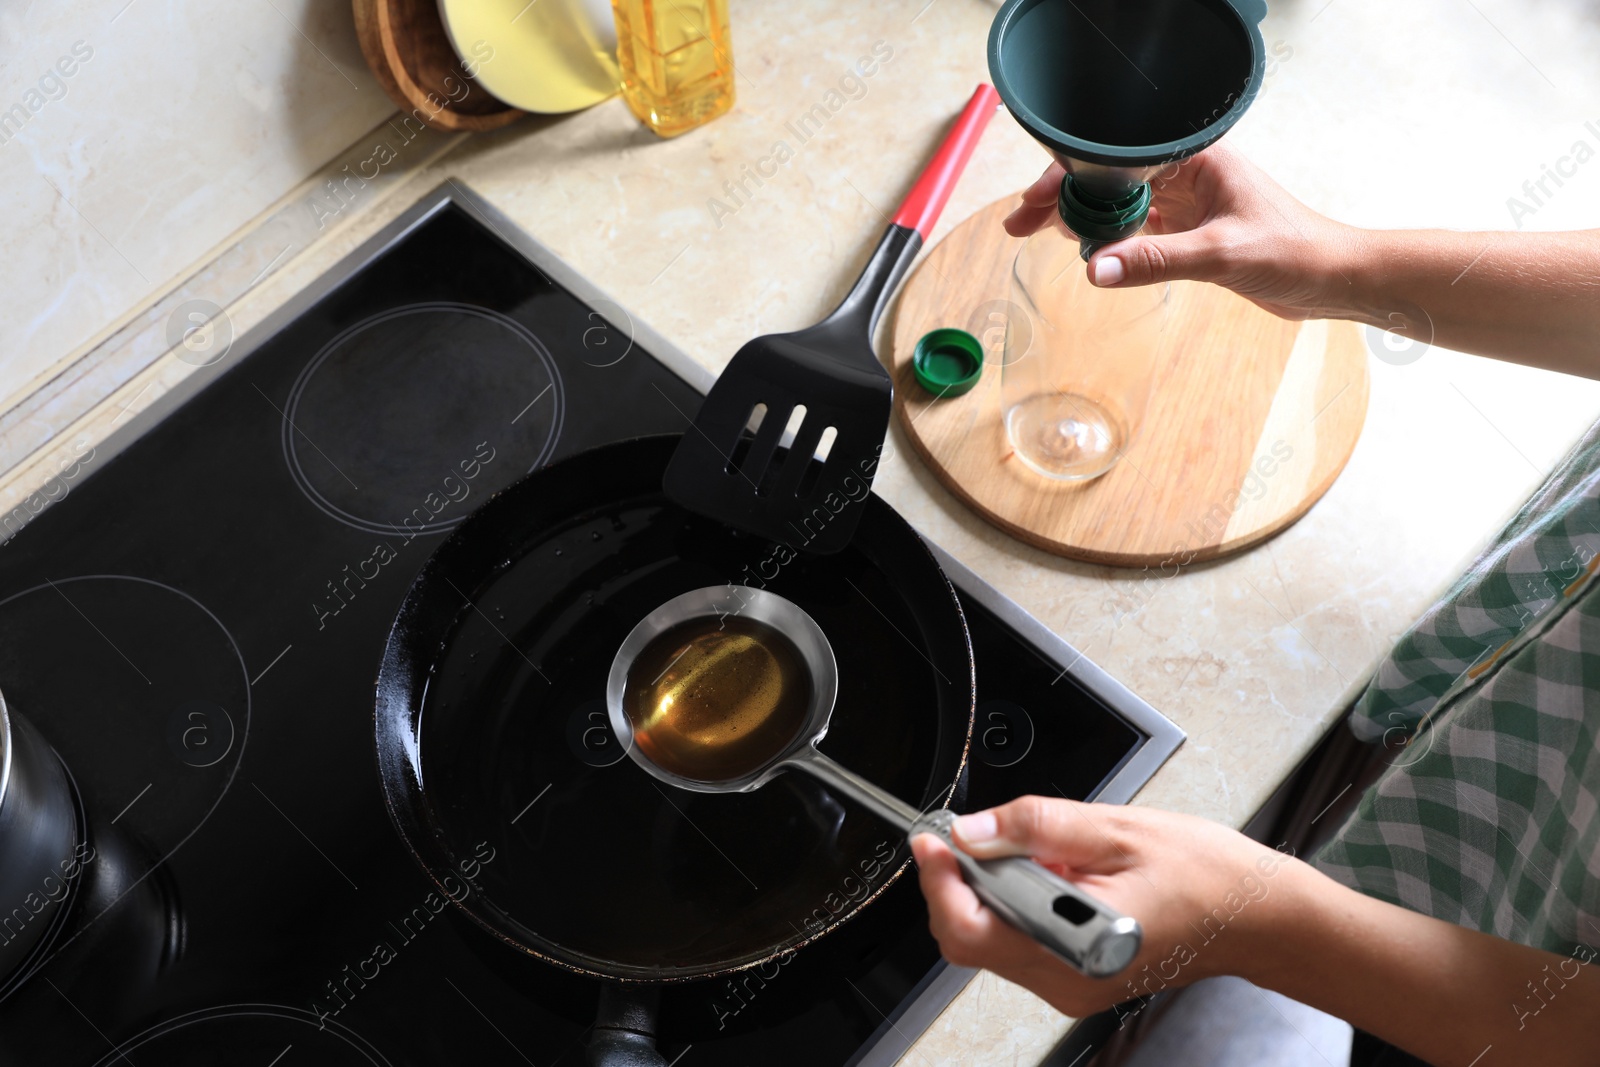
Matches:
[0,187,1167,1066]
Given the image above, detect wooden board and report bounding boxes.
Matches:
[890,195,1370,567]
[353,0,523,132]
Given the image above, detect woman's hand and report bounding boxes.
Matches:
[1003,143,1357,321]
[909,796,1300,1020]
[912,795,1600,1065]
[1002,143,1600,376]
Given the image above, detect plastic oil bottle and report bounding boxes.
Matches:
[611,0,736,137]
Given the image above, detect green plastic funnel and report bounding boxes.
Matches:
[989,0,1267,240]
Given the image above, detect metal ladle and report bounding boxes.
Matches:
[605,586,1142,979]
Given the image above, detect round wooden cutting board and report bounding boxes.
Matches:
[890,195,1370,568]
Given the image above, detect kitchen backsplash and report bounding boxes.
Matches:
[1,0,392,421]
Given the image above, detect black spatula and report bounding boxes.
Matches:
[664,85,999,555]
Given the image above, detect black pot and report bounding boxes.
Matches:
[0,695,82,985]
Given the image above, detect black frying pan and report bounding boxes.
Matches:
[375,435,974,991]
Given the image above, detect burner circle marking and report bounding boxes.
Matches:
[281,302,566,536]
[89,1003,393,1067]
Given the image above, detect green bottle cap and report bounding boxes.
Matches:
[1058,176,1152,260]
[911,328,984,398]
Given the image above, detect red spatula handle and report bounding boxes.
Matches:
[819,84,1000,343]
[891,84,1001,238]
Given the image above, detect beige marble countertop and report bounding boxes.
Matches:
[8,0,1600,1062]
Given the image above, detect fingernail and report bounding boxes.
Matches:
[954,811,997,843]
[1093,256,1125,286]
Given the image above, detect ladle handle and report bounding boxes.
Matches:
[788,748,926,830]
[788,751,1142,979]
[909,809,1142,980]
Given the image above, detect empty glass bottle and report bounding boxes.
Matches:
[1002,178,1169,481]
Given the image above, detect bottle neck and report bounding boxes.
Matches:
[1057,176,1152,261]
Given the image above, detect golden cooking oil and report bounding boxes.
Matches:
[611,0,736,138]
[623,615,810,782]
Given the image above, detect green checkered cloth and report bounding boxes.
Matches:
[1316,419,1600,957]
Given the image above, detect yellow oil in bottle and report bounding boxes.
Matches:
[611,0,736,138]
[623,615,811,782]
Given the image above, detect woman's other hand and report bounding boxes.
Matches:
[1003,143,1356,321]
